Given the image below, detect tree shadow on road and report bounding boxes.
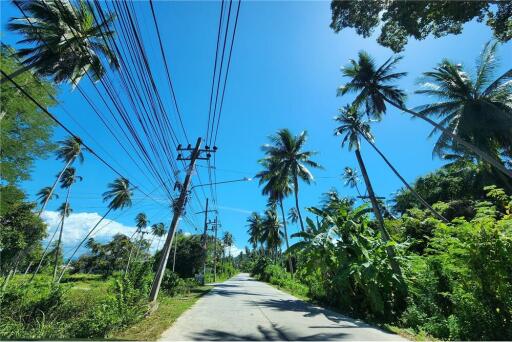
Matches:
[256,298,372,327]
[188,324,349,341]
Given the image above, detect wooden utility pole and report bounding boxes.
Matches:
[149,138,212,303]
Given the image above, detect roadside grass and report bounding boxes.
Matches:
[4,273,217,341]
[110,286,212,341]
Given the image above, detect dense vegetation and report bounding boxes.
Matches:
[245,185,512,340]
[0,230,239,340]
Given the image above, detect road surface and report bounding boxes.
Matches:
[160,273,405,341]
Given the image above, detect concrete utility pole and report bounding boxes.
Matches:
[149,138,214,304]
[195,200,218,284]
[172,228,178,272]
[213,216,218,282]
[202,198,209,279]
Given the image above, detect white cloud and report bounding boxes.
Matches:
[225,244,243,257]
[41,211,137,258]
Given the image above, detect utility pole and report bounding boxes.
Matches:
[172,228,178,272]
[149,138,214,304]
[196,200,217,284]
[213,216,218,282]
[202,198,209,281]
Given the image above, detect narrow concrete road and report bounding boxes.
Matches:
[160,273,405,341]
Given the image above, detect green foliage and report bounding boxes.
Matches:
[161,271,180,295]
[330,1,512,52]
[252,260,308,298]
[393,161,511,216]
[0,45,56,184]
[7,0,119,84]
[0,267,152,340]
[0,185,46,273]
[71,234,147,276]
[159,233,204,278]
[249,185,512,340]
[402,190,512,340]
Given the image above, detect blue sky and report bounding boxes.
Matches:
[2,1,511,256]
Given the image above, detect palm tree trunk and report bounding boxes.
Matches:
[279,199,294,276]
[362,135,449,222]
[0,64,32,85]
[58,207,113,283]
[23,261,33,275]
[1,252,22,291]
[354,148,404,282]
[52,215,65,282]
[383,96,512,179]
[29,224,60,283]
[52,186,71,282]
[39,157,75,217]
[124,229,139,276]
[293,175,306,233]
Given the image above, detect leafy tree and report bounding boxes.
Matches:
[402,188,512,339]
[259,129,321,233]
[393,161,512,217]
[0,45,56,184]
[71,234,145,276]
[416,41,512,163]
[0,186,46,285]
[5,0,118,85]
[338,50,512,178]
[330,1,512,52]
[159,234,204,278]
[58,177,133,282]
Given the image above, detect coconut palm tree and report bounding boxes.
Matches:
[36,186,59,209]
[261,208,283,260]
[151,222,166,251]
[260,129,321,233]
[343,167,362,197]
[256,160,294,273]
[58,177,133,282]
[415,41,512,164]
[52,202,72,281]
[39,137,83,216]
[125,212,149,273]
[334,105,403,279]
[287,208,299,226]
[222,232,234,258]
[247,212,263,251]
[52,167,81,282]
[338,49,512,178]
[4,0,118,85]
